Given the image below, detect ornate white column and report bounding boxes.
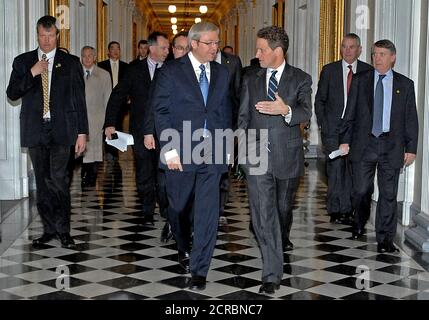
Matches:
[1,0,46,200]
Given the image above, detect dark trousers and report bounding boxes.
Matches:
[351,136,400,243]
[219,171,230,216]
[29,121,72,234]
[165,166,222,277]
[246,173,300,284]
[133,141,168,216]
[326,155,353,215]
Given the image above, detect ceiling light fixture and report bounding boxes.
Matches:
[199,5,208,14]
[171,17,177,24]
[173,30,178,35]
[168,5,176,13]
[195,17,202,24]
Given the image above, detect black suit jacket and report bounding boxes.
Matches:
[238,64,312,179]
[340,69,419,168]
[220,52,242,127]
[97,59,129,87]
[152,54,232,173]
[104,58,153,141]
[7,49,88,147]
[315,60,372,152]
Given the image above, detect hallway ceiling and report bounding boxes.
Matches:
[136,0,239,35]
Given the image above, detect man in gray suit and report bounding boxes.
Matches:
[238,26,312,294]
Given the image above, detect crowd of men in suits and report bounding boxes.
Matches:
[6,15,418,294]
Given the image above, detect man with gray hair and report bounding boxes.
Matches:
[152,22,232,291]
[80,46,112,187]
[238,26,312,294]
[339,39,418,253]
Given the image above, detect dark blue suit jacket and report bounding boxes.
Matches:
[152,54,232,173]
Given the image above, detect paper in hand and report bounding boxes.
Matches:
[328,149,346,160]
[105,131,134,152]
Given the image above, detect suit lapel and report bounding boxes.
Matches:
[256,68,267,101]
[207,61,219,108]
[181,55,205,106]
[335,62,345,105]
[367,71,375,113]
[391,71,401,122]
[50,50,65,105]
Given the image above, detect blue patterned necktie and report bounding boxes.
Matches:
[372,74,386,137]
[267,70,278,101]
[199,64,209,106]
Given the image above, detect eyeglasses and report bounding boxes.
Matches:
[174,45,188,52]
[198,40,221,47]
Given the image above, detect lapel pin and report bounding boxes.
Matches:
[55,63,62,68]
[396,89,400,94]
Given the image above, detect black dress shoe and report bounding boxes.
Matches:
[178,251,190,273]
[32,233,56,247]
[352,228,364,240]
[258,282,280,294]
[57,233,76,249]
[283,239,294,250]
[189,275,206,291]
[380,240,399,253]
[160,222,173,243]
[141,214,155,226]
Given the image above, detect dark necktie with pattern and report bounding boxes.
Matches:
[267,70,278,101]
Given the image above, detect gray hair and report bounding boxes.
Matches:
[188,22,219,49]
[81,46,97,56]
[372,39,396,55]
[344,33,361,47]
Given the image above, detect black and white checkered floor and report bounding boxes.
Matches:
[1,158,429,300]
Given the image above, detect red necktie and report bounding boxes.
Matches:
[347,65,353,96]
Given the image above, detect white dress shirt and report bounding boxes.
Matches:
[188,51,211,83]
[38,47,57,119]
[110,59,119,87]
[147,56,163,80]
[266,60,292,124]
[341,59,358,118]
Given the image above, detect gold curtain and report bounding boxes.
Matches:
[49,0,70,50]
[318,0,345,74]
[272,0,285,28]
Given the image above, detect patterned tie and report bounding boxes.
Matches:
[346,65,353,96]
[267,70,278,101]
[41,54,50,117]
[372,74,386,137]
[86,70,90,80]
[199,64,209,106]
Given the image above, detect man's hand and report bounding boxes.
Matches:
[339,143,350,155]
[75,134,87,156]
[167,156,183,172]
[31,60,49,77]
[144,134,156,150]
[404,153,416,167]
[105,126,116,139]
[255,93,290,116]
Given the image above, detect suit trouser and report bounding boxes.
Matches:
[351,136,400,243]
[28,121,72,234]
[133,140,168,216]
[325,155,353,215]
[165,166,222,277]
[246,173,299,284]
[219,171,230,216]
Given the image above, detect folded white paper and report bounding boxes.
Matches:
[164,149,179,162]
[105,131,134,152]
[328,148,346,160]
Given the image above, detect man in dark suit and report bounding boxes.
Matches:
[98,41,128,159]
[6,15,88,249]
[315,33,372,224]
[152,22,232,291]
[130,40,149,66]
[339,40,419,253]
[238,26,312,294]
[104,32,170,224]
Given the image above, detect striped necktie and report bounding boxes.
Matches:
[41,54,50,116]
[267,70,278,101]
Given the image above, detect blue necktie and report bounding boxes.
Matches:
[199,64,209,106]
[267,70,278,101]
[372,74,386,137]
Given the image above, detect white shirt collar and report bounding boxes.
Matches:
[38,47,56,61]
[342,59,358,72]
[188,51,210,72]
[147,56,163,68]
[267,59,286,78]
